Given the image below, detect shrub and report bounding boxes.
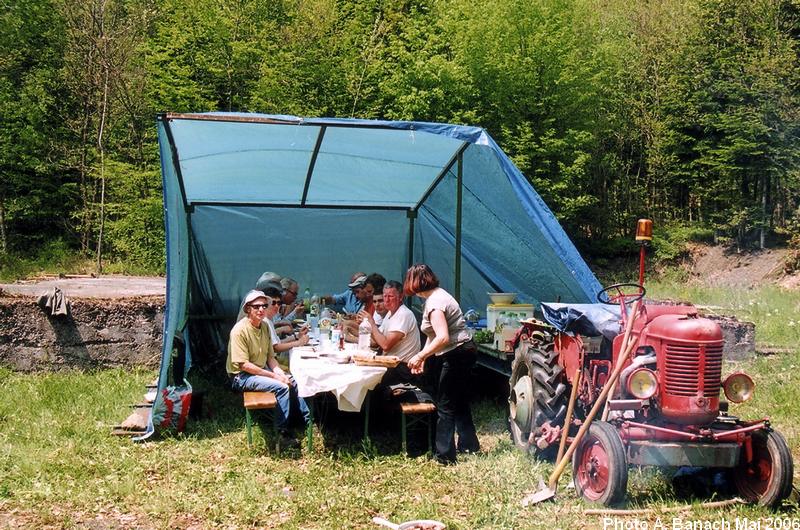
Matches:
[652,223,714,263]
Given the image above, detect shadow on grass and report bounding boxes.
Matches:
[152,361,515,463]
[161,369,440,459]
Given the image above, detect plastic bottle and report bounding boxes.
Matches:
[495,313,509,350]
[358,316,371,351]
[464,308,479,328]
[319,307,332,332]
[495,312,508,334]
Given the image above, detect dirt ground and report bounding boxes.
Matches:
[685,245,800,289]
[0,275,165,299]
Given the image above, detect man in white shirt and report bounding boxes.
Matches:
[372,289,389,326]
[358,280,421,386]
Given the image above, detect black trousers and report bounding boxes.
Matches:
[428,343,479,463]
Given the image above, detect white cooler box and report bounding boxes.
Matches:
[486,303,535,332]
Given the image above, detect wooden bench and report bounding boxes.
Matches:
[243,391,278,450]
[399,402,436,456]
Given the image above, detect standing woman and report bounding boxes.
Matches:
[405,264,480,464]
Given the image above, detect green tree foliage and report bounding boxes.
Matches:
[1,0,798,272]
[0,0,74,252]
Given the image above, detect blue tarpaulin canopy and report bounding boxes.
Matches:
[146,112,601,438]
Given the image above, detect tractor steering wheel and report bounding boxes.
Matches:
[597,282,646,306]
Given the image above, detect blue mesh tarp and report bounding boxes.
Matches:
[145,112,601,439]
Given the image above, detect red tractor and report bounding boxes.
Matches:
[508,220,794,506]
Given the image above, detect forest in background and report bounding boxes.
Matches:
[1,0,799,275]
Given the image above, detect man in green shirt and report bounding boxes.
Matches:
[227,290,310,442]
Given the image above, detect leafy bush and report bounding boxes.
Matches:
[780,207,800,274]
[0,239,90,281]
[652,224,714,263]
[105,196,165,274]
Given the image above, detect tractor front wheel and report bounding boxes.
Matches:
[508,340,567,458]
[733,429,794,507]
[572,421,628,506]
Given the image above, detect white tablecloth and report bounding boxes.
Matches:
[290,347,386,412]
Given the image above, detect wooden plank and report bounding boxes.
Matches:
[400,402,436,415]
[243,391,277,410]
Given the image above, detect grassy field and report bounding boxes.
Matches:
[1,284,799,529]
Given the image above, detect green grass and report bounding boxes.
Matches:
[646,282,800,349]
[1,348,799,529]
[0,282,797,528]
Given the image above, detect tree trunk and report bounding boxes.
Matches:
[760,172,769,250]
[0,197,7,254]
[95,0,110,275]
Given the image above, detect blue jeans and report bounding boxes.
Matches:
[231,371,311,430]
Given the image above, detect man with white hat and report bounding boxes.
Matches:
[226,289,310,445]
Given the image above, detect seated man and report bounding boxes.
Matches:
[321,272,369,314]
[372,288,389,327]
[250,273,304,337]
[277,277,304,322]
[358,280,421,387]
[363,272,385,320]
[260,285,310,369]
[227,290,310,444]
[321,272,372,341]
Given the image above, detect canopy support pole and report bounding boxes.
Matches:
[405,210,417,309]
[413,142,470,212]
[301,126,327,206]
[158,115,190,212]
[406,210,416,273]
[454,153,463,303]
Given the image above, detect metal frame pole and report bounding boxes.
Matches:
[454,153,463,302]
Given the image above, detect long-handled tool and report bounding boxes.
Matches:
[555,368,581,465]
[522,300,642,505]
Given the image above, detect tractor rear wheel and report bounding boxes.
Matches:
[733,429,794,507]
[572,421,628,506]
[508,340,567,458]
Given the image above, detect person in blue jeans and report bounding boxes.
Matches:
[227,290,310,445]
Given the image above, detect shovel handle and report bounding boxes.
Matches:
[556,368,582,465]
[547,299,642,489]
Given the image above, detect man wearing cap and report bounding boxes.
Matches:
[320,271,370,314]
[227,290,311,444]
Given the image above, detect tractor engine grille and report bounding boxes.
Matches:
[664,343,723,397]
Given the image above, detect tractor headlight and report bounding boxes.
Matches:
[627,368,658,400]
[723,372,754,403]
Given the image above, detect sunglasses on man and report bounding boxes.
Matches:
[250,301,280,309]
